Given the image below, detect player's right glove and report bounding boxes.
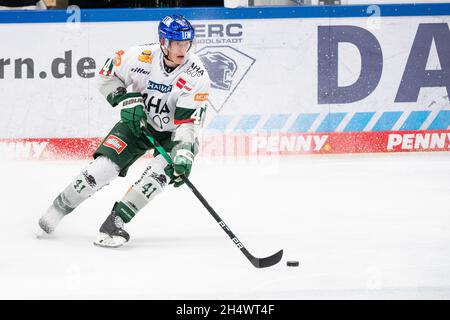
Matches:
[164,142,194,187]
[116,92,147,137]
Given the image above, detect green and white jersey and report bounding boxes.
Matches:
[98,43,210,134]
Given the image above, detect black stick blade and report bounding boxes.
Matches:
[250,249,283,268]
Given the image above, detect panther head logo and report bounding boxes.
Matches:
[199,51,238,91]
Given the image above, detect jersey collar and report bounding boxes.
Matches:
[159,49,190,77]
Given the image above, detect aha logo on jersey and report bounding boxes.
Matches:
[185,62,205,77]
[197,46,255,112]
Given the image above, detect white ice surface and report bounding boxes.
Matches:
[0,152,449,299]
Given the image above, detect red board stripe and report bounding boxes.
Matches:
[1,130,449,160]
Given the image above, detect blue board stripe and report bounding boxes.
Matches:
[316,113,346,132]
[343,112,375,132]
[288,113,319,133]
[206,111,448,133]
[261,114,290,132]
[428,110,450,130]
[234,114,261,132]
[1,3,450,24]
[400,111,431,131]
[205,115,232,132]
[372,112,403,131]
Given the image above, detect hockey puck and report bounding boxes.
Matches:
[287,261,299,267]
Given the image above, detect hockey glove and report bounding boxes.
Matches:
[118,92,147,137]
[164,143,194,187]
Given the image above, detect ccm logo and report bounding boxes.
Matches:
[194,93,209,101]
[103,135,127,154]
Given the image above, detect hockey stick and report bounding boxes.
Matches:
[141,124,283,268]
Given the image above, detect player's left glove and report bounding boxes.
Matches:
[164,143,194,187]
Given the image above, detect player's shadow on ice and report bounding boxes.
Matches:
[130,235,223,249]
[34,229,223,251]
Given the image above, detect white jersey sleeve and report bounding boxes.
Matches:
[96,46,145,105]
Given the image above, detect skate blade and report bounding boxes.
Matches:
[36,225,49,239]
[36,228,46,239]
[93,233,127,248]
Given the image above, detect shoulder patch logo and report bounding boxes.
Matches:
[138,50,153,63]
[114,50,125,67]
[103,135,127,154]
[113,50,125,67]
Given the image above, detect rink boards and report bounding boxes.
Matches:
[0,4,449,158]
[1,130,449,159]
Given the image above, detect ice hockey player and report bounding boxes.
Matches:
[37,14,210,248]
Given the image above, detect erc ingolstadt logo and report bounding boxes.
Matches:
[196,46,255,113]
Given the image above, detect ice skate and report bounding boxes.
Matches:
[37,207,64,237]
[94,203,130,248]
[37,194,74,238]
